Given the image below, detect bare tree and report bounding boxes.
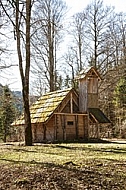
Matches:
[0,5,17,73]
[0,0,33,145]
[63,47,78,88]
[62,0,115,87]
[83,0,115,70]
[16,0,32,145]
[117,13,126,66]
[64,0,115,78]
[98,12,126,135]
[68,12,86,72]
[31,0,67,92]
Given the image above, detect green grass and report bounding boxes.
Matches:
[0,142,126,166]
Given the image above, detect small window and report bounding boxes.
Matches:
[67,121,74,125]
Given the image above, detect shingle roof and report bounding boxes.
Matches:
[88,108,111,123]
[75,66,102,80]
[13,88,72,125]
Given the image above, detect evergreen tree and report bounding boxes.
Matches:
[113,76,126,137]
[114,77,126,108]
[0,85,17,142]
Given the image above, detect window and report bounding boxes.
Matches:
[67,121,74,125]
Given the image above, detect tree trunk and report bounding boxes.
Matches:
[48,19,54,92]
[16,0,32,146]
[24,0,32,145]
[94,11,97,68]
[78,34,82,71]
[23,89,32,146]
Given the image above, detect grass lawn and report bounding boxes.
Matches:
[0,141,126,189]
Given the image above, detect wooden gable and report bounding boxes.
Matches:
[76,66,102,81]
[12,88,79,126]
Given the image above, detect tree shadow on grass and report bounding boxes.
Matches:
[12,148,37,153]
[0,157,98,176]
[104,158,126,164]
[53,142,126,154]
[0,158,125,190]
[0,158,82,174]
[93,147,126,154]
[52,138,112,144]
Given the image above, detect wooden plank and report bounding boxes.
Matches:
[88,94,98,108]
[70,93,73,113]
[75,115,78,139]
[79,79,88,112]
[54,113,88,116]
[61,115,66,141]
[54,114,57,140]
[83,115,88,139]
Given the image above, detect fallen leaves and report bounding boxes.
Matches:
[0,161,126,190]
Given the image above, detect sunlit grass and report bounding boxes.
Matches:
[0,142,126,167]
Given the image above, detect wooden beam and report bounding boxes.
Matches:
[75,115,78,139]
[89,113,99,123]
[54,114,58,140]
[70,93,73,113]
[54,113,88,116]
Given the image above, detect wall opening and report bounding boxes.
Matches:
[67,121,74,125]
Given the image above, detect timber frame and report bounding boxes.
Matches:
[54,113,89,141]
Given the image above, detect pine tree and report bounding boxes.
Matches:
[0,85,17,142]
[114,77,126,108]
[113,77,126,137]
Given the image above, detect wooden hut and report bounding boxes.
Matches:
[13,88,88,142]
[13,66,110,142]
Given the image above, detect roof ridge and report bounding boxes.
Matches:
[42,88,72,96]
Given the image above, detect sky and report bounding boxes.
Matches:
[1,0,126,92]
[66,0,126,14]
